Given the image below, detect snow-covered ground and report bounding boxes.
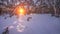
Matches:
[0,14,60,34]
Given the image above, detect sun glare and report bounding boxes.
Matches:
[19,8,24,14]
[16,7,26,15]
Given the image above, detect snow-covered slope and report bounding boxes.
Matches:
[0,14,60,34]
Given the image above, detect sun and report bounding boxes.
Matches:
[19,8,24,14]
[17,7,26,15]
[14,6,27,15]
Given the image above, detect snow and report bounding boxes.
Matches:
[0,14,60,34]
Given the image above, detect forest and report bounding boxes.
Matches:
[0,0,60,17]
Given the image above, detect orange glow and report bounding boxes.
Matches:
[18,8,25,15]
[15,6,26,15]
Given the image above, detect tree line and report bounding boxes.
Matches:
[0,0,60,17]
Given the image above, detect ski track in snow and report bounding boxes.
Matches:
[0,14,60,34]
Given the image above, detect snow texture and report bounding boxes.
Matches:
[0,14,60,34]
